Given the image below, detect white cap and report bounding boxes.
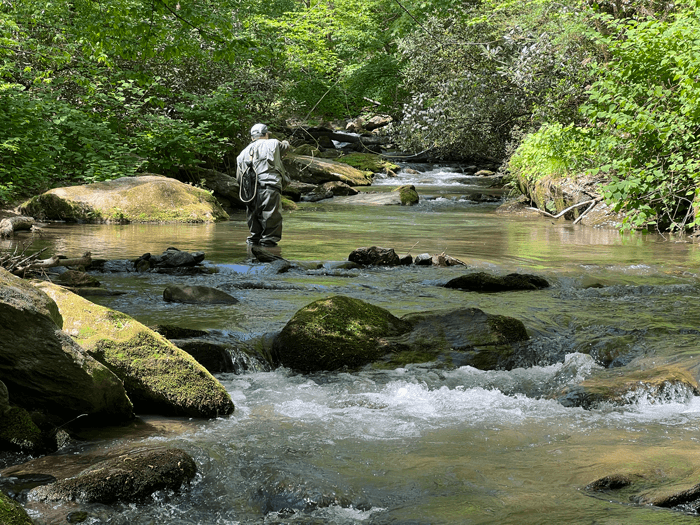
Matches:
[250,123,268,138]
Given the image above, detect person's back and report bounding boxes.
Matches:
[237,138,289,191]
[235,124,290,247]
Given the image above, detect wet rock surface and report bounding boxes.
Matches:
[444,271,550,292]
[29,448,196,504]
[163,284,239,305]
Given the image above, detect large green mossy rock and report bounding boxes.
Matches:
[35,282,234,418]
[0,269,134,423]
[274,295,413,372]
[273,297,529,372]
[19,174,229,223]
[284,155,373,186]
[0,491,34,525]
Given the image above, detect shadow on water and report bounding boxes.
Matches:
[6,170,700,524]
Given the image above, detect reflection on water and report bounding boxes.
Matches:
[6,169,700,524]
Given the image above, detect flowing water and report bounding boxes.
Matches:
[5,164,700,524]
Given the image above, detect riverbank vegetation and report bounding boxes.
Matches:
[1,0,696,231]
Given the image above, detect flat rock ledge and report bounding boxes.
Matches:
[29,448,196,504]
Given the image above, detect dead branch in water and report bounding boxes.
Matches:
[527,197,603,220]
[1,240,92,277]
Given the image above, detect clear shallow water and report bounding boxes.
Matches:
[5,166,700,524]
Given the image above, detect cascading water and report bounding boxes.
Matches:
[5,163,700,524]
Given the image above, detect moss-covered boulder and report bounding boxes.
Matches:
[0,269,133,423]
[382,308,530,370]
[35,282,234,418]
[444,272,550,292]
[29,448,196,504]
[557,366,699,409]
[284,155,373,186]
[0,491,34,525]
[273,296,413,372]
[392,185,419,205]
[0,407,44,454]
[336,153,399,174]
[19,174,229,223]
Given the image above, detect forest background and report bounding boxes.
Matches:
[1,0,698,232]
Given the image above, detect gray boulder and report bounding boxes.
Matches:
[163,285,239,305]
[0,269,134,423]
[383,307,530,370]
[29,448,196,504]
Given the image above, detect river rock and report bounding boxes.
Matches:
[0,406,44,454]
[348,246,401,266]
[0,380,10,415]
[29,448,197,504]
[163,285,239,305]
[19,174,229,223]
[382,307,530,370]
[35,282,235,418]
[0,491,34,525]
[0,269,134,423]
[58,270,101,288]
[444,272,550,292]
[284,155,372,186]
[152,325,209,339]
[273,295,413,372]
[557,366,699,409]
[171,340,235,373]
[0,215,35,238]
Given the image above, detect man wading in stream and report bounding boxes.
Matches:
[236,123,290,247]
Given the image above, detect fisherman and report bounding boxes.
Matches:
[236,123,290,247]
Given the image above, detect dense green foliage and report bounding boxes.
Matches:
[1,0,698,232]
[509,0,700,232]
[395,0,597,161]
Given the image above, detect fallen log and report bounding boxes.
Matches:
[0,216,35,238]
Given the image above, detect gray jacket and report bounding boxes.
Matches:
[236,138,290,191]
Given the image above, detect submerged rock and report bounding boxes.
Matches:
[0,269,134,424]
[557,366,699,409]
[35,282,234,418]
[382,307,530,370]
[273,295,412,372]
[444,272,550,292]
[29,448,196,504]
[58,270,101,288]
[163,285,239,305]
[19,175,228,223]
